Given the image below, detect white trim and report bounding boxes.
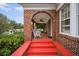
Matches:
[59,32,71,36]
[70,3,77,36]
[59,30,71,37]
[23,7,56,10]
[59,32,79,38]
[59,10,61,33]
[76,4,79,36]
[56,3,65,11]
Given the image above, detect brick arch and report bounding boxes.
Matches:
[31,11,53,22]
[31,11,54,37]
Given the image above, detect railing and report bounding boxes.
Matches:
[11,41,31,56]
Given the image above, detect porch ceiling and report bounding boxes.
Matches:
[33,13,51,23]
[20,3,60,10]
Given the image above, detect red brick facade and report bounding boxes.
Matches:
[24,10,79,55]
[55,11,79,56]
[24,10,57,40]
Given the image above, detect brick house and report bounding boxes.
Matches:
[12,3,79,56]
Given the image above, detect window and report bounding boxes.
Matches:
[60,4,70,33]
[59,3,79,37]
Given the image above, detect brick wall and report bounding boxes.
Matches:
[24,9,79,55]
[55,11,79,56]
[24,10,57,40]
[24,10,33,41]
[56,34,79,55]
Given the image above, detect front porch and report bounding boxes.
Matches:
[11,3,79,56]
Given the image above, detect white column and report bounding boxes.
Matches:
[59,10,61,33]
[50,18,53,36]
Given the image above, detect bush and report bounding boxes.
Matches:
[0,32,24,56]
[0,48,11,56]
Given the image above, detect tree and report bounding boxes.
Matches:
[0,14,15,34]
[0,13,24,34]
[0,14,9,33]
[14,23,23,29]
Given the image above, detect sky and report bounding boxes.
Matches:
[0,3,24,24]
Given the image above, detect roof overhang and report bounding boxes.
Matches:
[20,3,65,11]
[20,3,60,10]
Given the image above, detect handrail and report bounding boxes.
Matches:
[52,41,74,56]
[11,41,31,56]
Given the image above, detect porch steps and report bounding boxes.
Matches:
[27,39,59,56]
[11,39,73,56]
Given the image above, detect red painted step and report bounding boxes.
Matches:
[11,39,73,56]
[27,39,59,56]
[32,39,53,43]
[30,43,55,48]
[27,53,58,56]
[27,48,58,56]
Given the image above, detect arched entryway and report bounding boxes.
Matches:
[31,11,53,39]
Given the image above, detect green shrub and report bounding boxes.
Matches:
[0,48,11,56]
[0,32,24,56]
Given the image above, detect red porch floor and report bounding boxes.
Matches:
[11,39,74,56]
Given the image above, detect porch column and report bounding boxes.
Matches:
[24,10,32,41]
[50,18,53,36]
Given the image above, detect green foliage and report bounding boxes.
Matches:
[0,13,24,56]
[0,48,11,56]
[0,13,24,34]
[0,14,8,33]
[0,13,13,33]
[36,23,46,29]
[0,32,24,56]
[14,23,24,29]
